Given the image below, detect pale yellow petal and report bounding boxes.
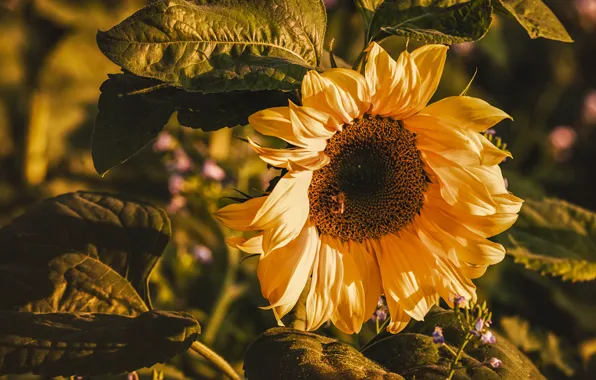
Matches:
[411,44,448,112]
[433,255,477,307]
[348,241,382,326]
[247,137,330,172]
[370,232,437,321]
[251,170,312,253]
[226,234,264,254]
[305,235,344,331]
[213,196,267,231]
[420,96,511,132]
[365,42,421,119]
[249,104,337,150]
[302,68,371,124]
[384,296,412,334]
[258,220,319,321]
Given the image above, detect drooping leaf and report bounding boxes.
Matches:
[244,328,403,379]
[92,73,295,175]
[0,310,200,377]
[497,0,572,42]
[362,307,546,380]
[368,0,493,45]
[496,197,596,282]
[499,316,578,377]
[0,191,170,308]
[0,252,148,315]
[96,0,326,92]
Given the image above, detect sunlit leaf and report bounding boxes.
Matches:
[97,0,326,92]
[92,73,295,175]
[497,198,596,282]
[497,0,573,42]
[368,0,492,45]
[0,191,170,309]
[244,328,403,380]
[0,310,200,376]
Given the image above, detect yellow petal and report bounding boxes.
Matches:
[247,137,330,172]
[251,170,312,253]
[213,196,267,231]
[249,104,337,150]
[423,151,497,216]
[411,44,448,112]
[420,96,511,132]
[305,235,344,331]
[258,220,319,319]
[302,68,371,124]
[433,255,477,307]
[369,232,437,321]
[348,241,382,327]
[226,234,264,254]
[384,296,412,334]
[330,241,367,334]
[365,42,421,119]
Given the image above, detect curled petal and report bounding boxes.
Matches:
[213,197,267,231]
[248,137,330,172]
[421,96,511,132]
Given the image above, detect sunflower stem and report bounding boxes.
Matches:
[190,341,241,380]
[286,277,311,330]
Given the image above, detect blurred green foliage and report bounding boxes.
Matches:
[1,0,596,379]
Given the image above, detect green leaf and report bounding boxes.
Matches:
[0,191,170,309]
[244,328,404,380]
[368,0,493,45]
[0,310,200,376]
[497,0,573,42]
[362,307,546,380]
[497,198,596,282]
[0,253,148,315]
[355,0,384,38]
[96,0,326,92]
[92,73,296,175]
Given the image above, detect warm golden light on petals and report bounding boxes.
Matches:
[216,42,521,334]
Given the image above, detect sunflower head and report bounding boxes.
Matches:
[215,42,522,335]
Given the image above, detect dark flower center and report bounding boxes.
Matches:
[308,114,428,241]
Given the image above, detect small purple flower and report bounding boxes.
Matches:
[192,244,213,264]
[582,89,596,124]
[153,132,175,152]
[471,317,484,336]
[432,326,445,344]
[481,330,496,344]
[371,297,388,322]
[484,128,496,135]
[202,159,226,181]
[168,174,185,195]
[452,294,466,307]
[487,357,502,368]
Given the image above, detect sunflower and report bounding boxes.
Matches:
[215,42,522,334]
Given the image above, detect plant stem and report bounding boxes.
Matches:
[190,341,241,380]
[446,333,473,380]
[285,277,311,330]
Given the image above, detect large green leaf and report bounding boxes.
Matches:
[92,73,295,175]
[96,0,326,92]
[0,252,148,315]
[0,191,170,308]
[0,310,200,376]
[244,328,403,379]
[368,0,492,45]
[497,0,572,42]
[497,198,596,282]
[362,308,545,380]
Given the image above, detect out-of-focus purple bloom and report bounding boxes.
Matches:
[323,0,338,9]
[432,326,445,344]
[168,174,185,195]
[575,0,596,29]
[167,194,187,214]
[153,132,176,152]
[481,330,496,344]
[488,357,502,368]
[549,126,577,151]
[582,90,596,124]
[128,372,139,380]
[202,159,226,181]
[192,244,213,264]
[484,128,496,135]
[170,148,194,173]
[452,42,475,56]
[503,177,508,189]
